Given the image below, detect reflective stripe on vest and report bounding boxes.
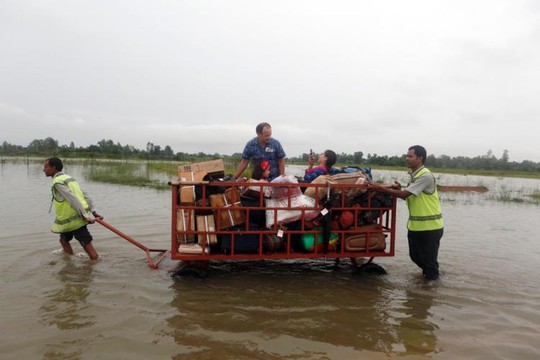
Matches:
[406,167,444,231]
[51,174,90,233]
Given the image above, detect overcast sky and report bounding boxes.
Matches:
[1,0,539,162]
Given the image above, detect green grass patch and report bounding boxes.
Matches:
[87,163,169,190]
[147,162,179,176]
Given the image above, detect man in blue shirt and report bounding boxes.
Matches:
[233,122,286,181]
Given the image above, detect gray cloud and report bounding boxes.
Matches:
[1,0,539,162]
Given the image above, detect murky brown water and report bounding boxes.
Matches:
[1,162,539,359]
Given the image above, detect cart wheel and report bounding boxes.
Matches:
[171,266,207,279]
[356,262,387,275]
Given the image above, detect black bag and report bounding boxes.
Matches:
[194,171,227,199]
[220,223,261,254]
[240,196,266,228]
[351,192,393,225]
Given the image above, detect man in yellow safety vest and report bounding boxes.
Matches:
[43,157,102,260]
[370,145,444,280]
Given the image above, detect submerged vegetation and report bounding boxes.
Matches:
[87,163,169,190]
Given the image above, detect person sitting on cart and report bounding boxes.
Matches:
[304,149,338,182]
[252,160,271,181]
[242,160,271,199]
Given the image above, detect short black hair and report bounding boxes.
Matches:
[46,157,63,171]
[409,145,427,164]
[256,122,271,134]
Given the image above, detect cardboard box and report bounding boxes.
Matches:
[209,188,245,230]
[178,159,224,181]
[176,209,195,243]
[178,160,225,204]
[178,244,210,254]
[196,215,218,246]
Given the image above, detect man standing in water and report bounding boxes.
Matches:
[232,122,286,181]
[369,145,444,280]
[43,157,102,260]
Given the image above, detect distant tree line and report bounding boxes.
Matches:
[1,137,539,173]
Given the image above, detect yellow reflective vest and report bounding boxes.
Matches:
[51,174,90,233]
[406,167,444,231]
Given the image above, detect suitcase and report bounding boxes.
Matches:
[240,196,266,228]
[220,223,261,254]
[344,224,387,251]
[300,230,339,253]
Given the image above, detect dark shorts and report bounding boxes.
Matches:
[60,226,93,247]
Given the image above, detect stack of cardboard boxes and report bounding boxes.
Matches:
[177,160,224,254]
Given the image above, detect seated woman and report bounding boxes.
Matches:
[242,160,271,198]
[252,160,271,181]
[304,149,338,182]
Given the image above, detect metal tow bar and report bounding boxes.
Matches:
[96,218,168,269]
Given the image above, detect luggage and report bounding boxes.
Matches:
[220,223,261,254]
[304,175,334,202]
[240,196,266,228]
[268,175,302,200]
[241,179,269,199]
[263,234,284,253]
[344,224,387,251]
[330,172,369,199]
[209,188,245,230]
[300,230,339,253]
[265,194,319,228]
[350,192,393,225]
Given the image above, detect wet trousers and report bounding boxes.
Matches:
[407,228,443,280]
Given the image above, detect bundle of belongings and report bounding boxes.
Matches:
[301,167,391,253]
[265,175,320,228]
[177,160,281,254]
[176,161,390,254]
[177,160,240,254]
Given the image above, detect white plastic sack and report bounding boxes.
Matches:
[265,194,319,228]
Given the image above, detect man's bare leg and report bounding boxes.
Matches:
[83,243,99,260]
[59,238,74,255]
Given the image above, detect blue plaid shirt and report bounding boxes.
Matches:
[242,137,286,181]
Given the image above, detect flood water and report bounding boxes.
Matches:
[1,161,539,359]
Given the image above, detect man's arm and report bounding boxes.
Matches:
[233,159,249,180]
[54,183,95,222]
[82,189,103,220]
[278,157,285,176]
[368,182,412,200]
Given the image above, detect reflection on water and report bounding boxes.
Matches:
[394,287,438,355]
[40,260,95,330]
[166,261,443,359]
[40,260,96,360]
